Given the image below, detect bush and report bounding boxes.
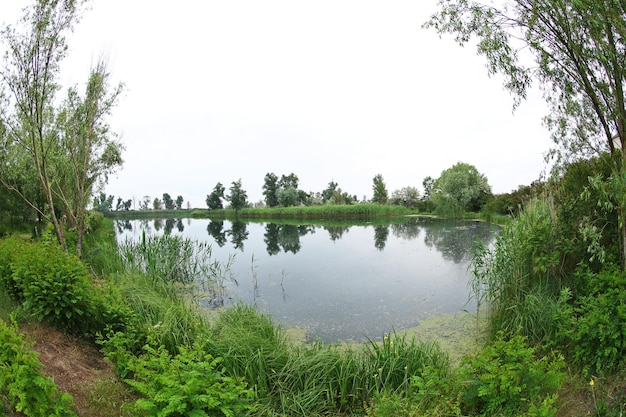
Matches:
[0,319,77,417]
[7,240,96,334]
[0,236,27,300]
[461,333,564,416]
[554,266,626,376]
[125,340,254,417]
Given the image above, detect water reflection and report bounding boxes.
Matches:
[373,225,389,250]
[228,220,249,251]
[114,216,499,342]
[207,220,228,247]
[422,219,493,264]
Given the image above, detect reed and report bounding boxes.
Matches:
[471,198,564,341]
[202,304,453,415]
[199,204,413,220]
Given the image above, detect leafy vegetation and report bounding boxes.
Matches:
[0,319,77,417]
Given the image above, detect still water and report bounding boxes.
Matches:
[115,216,498,343]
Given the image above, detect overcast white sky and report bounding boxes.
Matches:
[2,1,552,208]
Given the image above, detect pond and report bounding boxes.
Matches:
[115,216,498,343]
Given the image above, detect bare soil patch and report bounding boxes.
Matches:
[21,323,135,417]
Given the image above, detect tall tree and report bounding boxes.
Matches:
[206,182,225,210]
[262,172,279,207]
[175,195,183,210]
[227,179,248,211]
[371,174,388,204]
[321,181,338,204]
[390,186,421,208]
[279,173,299,189]
[54,60,123,255]
[162,193,175,210]
[425,0,626,267]
[432,162,492,215]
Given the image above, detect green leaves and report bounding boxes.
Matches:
[461,333,564,416]
[432,162,492,215]
[125,341,254,417]
[0,320,77,416]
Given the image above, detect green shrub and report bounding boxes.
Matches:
[461,333,564,416]
[8,240,96,334]
[0,319,77,417]
[554,266,626,376]
[0,236,27,300]
[125,340,254,417]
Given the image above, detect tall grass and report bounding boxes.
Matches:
[202,304,452,416]
[118,234,235,308]
[471,199,565,341]
[196,204,413,220]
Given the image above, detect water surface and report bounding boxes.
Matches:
[115,216,498,342]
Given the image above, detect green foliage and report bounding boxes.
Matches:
[372,174,388,204]
[111,271,207,354]
[432,162,492,216]
[227,179,248,211]
[472,199,566,341]
[5,239,96,334]
[206,182,225,210]
[461,333,564,417]
[276,186,298,207]
[262,173,279,207]
[0,319,77,417]
[364,332,450,395]
[554,267,626,376]
[390,186,420,209]
[125,341,254,417]
[227,203,412,220]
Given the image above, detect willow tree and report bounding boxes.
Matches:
[425,0,626,268]
[0,0,123,255]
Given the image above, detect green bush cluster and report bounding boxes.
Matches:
[460,334,564,416]
[125,340,254,417]
[0,237,96,333]
[365,333,564,417]
[554,267,626,376]
[0,319,77,417]
[0,236,139,339]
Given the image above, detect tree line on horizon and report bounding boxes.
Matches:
[90,161,541,218]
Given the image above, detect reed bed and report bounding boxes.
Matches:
[199,204,413,220]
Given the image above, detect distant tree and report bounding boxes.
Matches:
[206,182,225,210]
[262,172,279,207]
[277,186,298,207]
[372,174,388,204]
[422,176,434,201]
[140,196,151,211]
[115,197,123,211]
[279,173,299,189]
[322,181,339,204]
[153,197,163,210]
[432,162,492,215]
[93,192,114,213]
[390,186,421,208]
[162,193,175,210]
[123,199,132,211]
[175,195,184,210]
[227,179,248,211]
